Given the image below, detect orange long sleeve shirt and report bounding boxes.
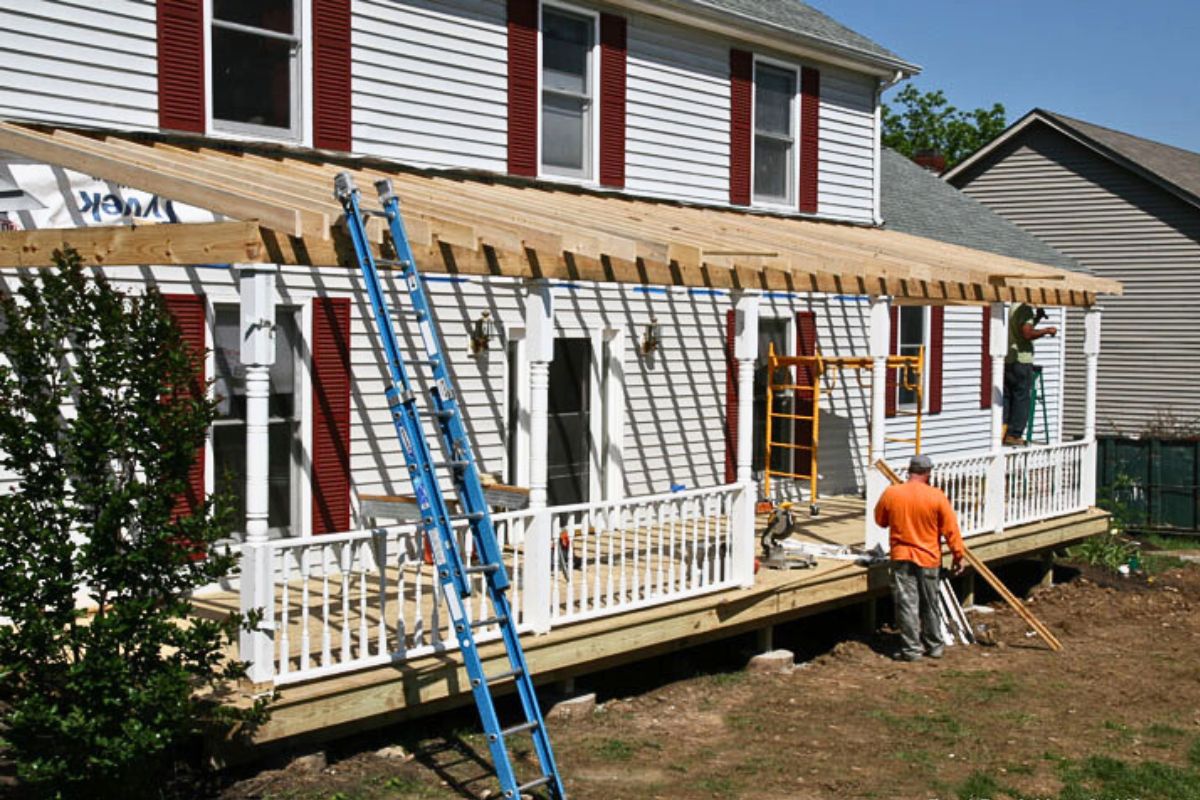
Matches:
[874,480,965,568]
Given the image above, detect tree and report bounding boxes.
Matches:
[0,250,267,797]
[882,85,1007,170]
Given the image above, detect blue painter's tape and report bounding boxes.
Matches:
[423,275,472,285]
[552,282,582,291]
[832,295,870,303]
[192,263,232,270]
[688,288,729,297]
[762,291,800,300]
[633,286,670,295]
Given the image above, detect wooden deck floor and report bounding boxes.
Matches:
[209,498,1108,755]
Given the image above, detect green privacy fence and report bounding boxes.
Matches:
[1097,436,1200,532]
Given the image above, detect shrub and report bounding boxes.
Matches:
[0,250,267,797]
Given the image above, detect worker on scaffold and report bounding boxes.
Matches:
[873,454,965,662]
[1003,303,1057,446]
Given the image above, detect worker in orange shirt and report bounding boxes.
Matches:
[874,454,966,662]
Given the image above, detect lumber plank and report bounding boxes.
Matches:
[0,221,268,268]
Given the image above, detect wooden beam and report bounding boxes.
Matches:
[0,221,268,268]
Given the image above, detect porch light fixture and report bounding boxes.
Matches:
[641,317,660,355]
[470,311,496,354]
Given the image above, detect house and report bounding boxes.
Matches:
[947,109,1200,437]
[0,2,1117,746]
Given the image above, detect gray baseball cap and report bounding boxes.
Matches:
[908,454,934,474]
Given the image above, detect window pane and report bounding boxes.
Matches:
[213,421,293,530]
[900,307,924,348]
[543,9,592,95]
[213,306,244,420]
[755,65,795,136]
[754,135,791,201]
[542,92,587,172]
[214,0,294,35]
[212,27,293,129]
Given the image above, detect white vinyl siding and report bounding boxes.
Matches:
[0,0,158,130]
[816,67,877,223]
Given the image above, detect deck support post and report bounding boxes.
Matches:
[522,280,555,634]
[1082,306,1102,507]
[865,296,890,551]
[238,264,277,686]
[1039,551,1055,589]
[985,302,1008,534]
[732,292,759,587]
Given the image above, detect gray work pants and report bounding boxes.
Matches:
[890,560,943,658]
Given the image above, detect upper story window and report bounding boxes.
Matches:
[211,0,302,141]
[897,306,927,408]
[753,61,796,206]
[541,5,596,180]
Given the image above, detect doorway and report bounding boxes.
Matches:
[753,317,791,475]
[546,337,592,507]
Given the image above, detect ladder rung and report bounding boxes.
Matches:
[419,409,454,420]
[410,358,441,368]
[465,563,499,575]
[435,460,470,470]
[392,308,424,318]
[470,615,507,629]
[487,667,523,683]
[450,511,485,523]
[500,720,539,738]
[376,257,411,267]
[768,441,815,450]
[517,776,553,793]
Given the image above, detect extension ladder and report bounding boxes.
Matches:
[334,173,566,800]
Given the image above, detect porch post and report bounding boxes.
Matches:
[732,291,759,587]
[865,295,890,551]
[238,264,277,686]
[1082,305,1102,507]
[522,280,555,633]
[985,302,1008,532]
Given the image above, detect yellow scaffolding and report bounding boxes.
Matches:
[764,343,924,514]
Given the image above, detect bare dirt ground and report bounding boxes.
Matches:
[221,557,1200,800]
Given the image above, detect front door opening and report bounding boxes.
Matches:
[753,318,790,476]
[547,338,592,507]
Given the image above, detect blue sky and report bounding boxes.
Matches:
[809,1,1200,152]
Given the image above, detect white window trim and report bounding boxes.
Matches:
[204,0,313,147]
[896,305,930,413]
[751,54,799,211]
[537,0,601,186]
[203,287,314,540]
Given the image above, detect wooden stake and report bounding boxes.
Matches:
[873,459,1063,652]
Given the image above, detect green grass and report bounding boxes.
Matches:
[694,776,736,796]
[944,669,1019,702]
[956,771,1005,800]
[868,709,965,743]
[1057,754,1200,800]
[1139,532,1200,551]
[593,737,636,761]
[726,712,764,732]
[1188,737,1200,768]
[705,670,746,688]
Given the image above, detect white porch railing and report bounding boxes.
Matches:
[927,452,994,536]
[548,484,741,624]
[245,483,747,686]
[1002,440,1090,528]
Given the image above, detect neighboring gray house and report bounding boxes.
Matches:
[947,109,1200,436]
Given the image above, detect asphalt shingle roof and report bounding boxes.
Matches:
[1038,110,1200,208]
[688,0,912,69]
[880,148,1080,272]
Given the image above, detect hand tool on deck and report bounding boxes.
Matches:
[873,459,1063,653]
[337,174,566,799]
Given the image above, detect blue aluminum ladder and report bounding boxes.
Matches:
[334,172,566,800]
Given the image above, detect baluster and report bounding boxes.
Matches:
[396,534,408,656]
[357,540,369,659]
[279,548,291,677]
[591,507,603,611]
[320,545,332,668]
[667,499,677,593]
[581,509,591,613]
[566,512,577,615]
[632,505,643,602]
[300,545,311,673]
[605,506,616,608]
[656,501,666,597]
[340,542,352,663]
[551,512,561,619]
[375,533,387,656]
[617,506,627,605]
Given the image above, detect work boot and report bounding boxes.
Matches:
[925,647,945,659]
[894,651,923,662]
[1003,435,1027,447]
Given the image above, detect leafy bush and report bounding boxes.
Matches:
[0,250,267,797]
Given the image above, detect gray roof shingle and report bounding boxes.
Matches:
[684,0,914,70]
[881,148,1081,272]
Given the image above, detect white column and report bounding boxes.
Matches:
[1082,305,1102,507]
[237,264,277,686]
[521,280,555,633]
[732,292,759,587]
[865,296,890,551]
[985,302,1008,532]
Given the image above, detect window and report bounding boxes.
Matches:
[541,6,595,179]
[753,62,796,205]
[897,306,926,408]
[211,305,302,535]
[211,0,302,139]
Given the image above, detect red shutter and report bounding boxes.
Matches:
[163,294,206,518]
[312,297,352,535]
[886,306,898,418]
[798,66,820,214]
[507,0,539,177]
[794,312,818,456]
[156,0,205,133]
[724,309,738,484]
[928,306,945,414]
[729,49,753,206]
[599,14,627,188]
[980,306,992,409]
[313,0,352,151]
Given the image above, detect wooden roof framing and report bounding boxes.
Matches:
[0,122,1121,306]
